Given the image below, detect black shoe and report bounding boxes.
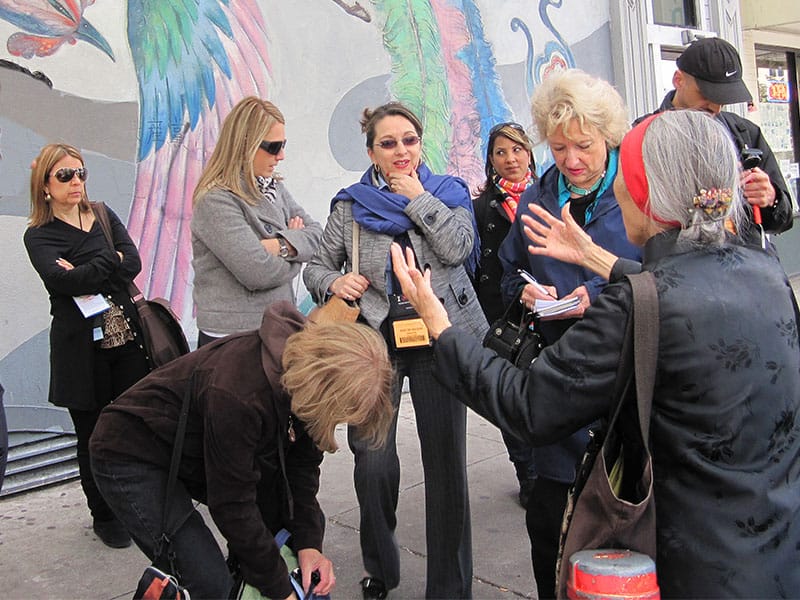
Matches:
[93,518,132,549]
[518,478,536,508]
[360,577,388,600]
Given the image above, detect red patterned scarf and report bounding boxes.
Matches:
[493,169,533,221]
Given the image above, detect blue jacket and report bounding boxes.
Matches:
[497,163,641,482]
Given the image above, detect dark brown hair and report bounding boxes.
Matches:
[360,102,423,148]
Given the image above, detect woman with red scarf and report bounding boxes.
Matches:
[472,122,537,508]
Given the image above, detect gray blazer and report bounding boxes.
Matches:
[304,192,487,339]
[192,182,322,335]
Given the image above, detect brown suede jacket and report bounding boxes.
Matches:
[90,302,323,599]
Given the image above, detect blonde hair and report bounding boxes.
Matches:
[193,97,284,206]
[281,321,395,453]
[531,69,630,149]
[28,143,91,227]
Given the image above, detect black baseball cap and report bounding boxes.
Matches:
[676,37,752,105]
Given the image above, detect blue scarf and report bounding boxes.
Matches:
[331,163,480,276]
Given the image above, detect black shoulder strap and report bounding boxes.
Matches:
[627,272,659,443]
[91,202,114,249]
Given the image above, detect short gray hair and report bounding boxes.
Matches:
[643,110,743,244]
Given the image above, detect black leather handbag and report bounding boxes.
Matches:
[482,289,545,368]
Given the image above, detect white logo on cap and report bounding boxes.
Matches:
[725,70,737,77]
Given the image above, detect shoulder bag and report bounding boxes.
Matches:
[555,271,659,599]
[482,287,545,368]
[307,222,361,324]
[93,203,190,369]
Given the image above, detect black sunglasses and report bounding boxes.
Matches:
[51,167,88,183]
[374,135,421,150]
[259,139,287,155]
[489,122,526,137]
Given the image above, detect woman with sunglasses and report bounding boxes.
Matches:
[497,70,642,598]
[23,143,151,550]
[191,96,322,347]
[304,102,487,600]
[473,122,538,509]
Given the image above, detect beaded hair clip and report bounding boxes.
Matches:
[691,188,733,220]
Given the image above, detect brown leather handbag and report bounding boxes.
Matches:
[308,222,361,324]
[93,203,190,369]
[555,272,659,598]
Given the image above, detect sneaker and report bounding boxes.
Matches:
[93,518,132,549]
[518,478,536,508]
[360,576,388,600]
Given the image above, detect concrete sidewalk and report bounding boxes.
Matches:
[0,395,537,599]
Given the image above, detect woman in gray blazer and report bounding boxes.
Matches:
[191,97,322,346]
[304,102,487,600]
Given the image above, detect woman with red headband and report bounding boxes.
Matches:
[390,109,800,597]
[496,69,641,598]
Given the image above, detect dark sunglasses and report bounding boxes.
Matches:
[374,135,421,150]
[51,167,88,183]
[489,122,526,136]
[259,139,287,155]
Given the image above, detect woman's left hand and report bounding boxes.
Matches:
[296,548,335,595]
[543,285,590,320]
[386,167,424,200]
[56,257,75,271]
[390,243,452,339]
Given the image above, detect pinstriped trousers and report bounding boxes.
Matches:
[348,347,472,599]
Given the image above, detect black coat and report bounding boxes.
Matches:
[472,185,512,324]
[23,207,144,410]
[434,231,800,597]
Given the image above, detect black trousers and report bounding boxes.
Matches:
[71,340,149,521]
[525,477,570,600]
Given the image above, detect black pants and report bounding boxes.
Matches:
[525,477,570,600]
[72,341,149,521]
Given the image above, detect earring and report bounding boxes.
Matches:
[44,192,51,202]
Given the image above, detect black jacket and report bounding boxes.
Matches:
[472,185,513,324]
[434,231,800,597]
[639,92,793,244]
[23,207,144,410]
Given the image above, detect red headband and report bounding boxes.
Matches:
[619,114,679,227]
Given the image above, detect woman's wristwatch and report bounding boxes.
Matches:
[278,238,290,258]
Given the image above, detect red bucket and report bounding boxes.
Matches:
[567,549,659,599]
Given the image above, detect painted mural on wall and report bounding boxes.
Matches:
[0,0,613,426]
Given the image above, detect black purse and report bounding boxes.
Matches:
[482,289,545,368]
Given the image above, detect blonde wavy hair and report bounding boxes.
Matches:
[28,143,91,227]
[193,96,284,206]
[531,69,630,149]
[281,321,395,453]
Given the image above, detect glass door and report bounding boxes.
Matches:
[755,47,799,208]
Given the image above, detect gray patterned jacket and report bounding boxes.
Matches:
[304,193,487,339]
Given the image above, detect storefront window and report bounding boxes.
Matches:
[756,47,799,207]
[652,0,697,27]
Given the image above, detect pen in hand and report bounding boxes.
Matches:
[517,269,557,299]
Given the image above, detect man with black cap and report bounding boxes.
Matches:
[637,36,793,244]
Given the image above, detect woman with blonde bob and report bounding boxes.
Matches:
[91,301,394,600]
[24,143,150,550]
[191,96,321,346]
[497,69,641,596]
[392,110,800,597]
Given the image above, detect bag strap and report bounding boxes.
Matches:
[91,202,147,303]
[351,221,360,275]
[153,377,194,565]
[626,272,659,443]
